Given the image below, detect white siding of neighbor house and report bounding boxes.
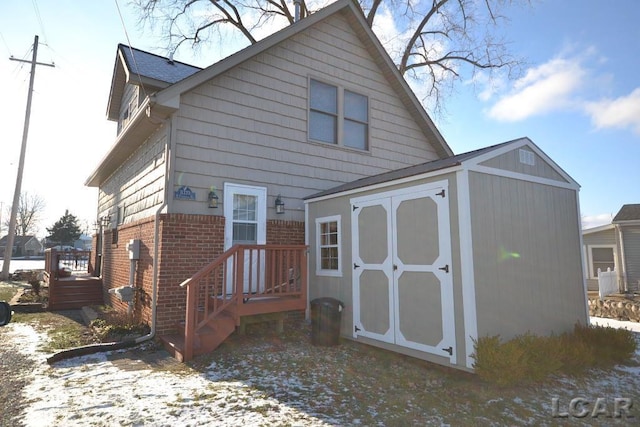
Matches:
[621,226,640,292]
[98,124,167,226]
[170,13,441,222]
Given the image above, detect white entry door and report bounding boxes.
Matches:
[351,181,456,362]
[224,183,267,294]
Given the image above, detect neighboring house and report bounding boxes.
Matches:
[74,235,93,251]
[583,204,640,293]
[86,0,586,370]
[0,235,44,257]
[305,137,587,371]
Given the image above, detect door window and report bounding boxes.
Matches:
[232,194,258,244]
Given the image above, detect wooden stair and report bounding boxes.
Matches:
[47,276,104,310]
[160,310,236,362]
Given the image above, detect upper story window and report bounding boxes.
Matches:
[119,88,139,134]
[309,78,369,150]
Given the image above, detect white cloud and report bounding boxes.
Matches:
[581,213,613,230]
[584,88,640,135]
[487,57,586,121]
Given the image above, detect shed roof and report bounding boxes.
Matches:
[305,136,579,201]
[613,204,640,222]
[305,139,520,200]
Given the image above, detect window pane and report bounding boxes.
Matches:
[344,120,367,150]
[592,248,614,262]
[345,90,368,122]
[310,111,337,143]
[233,223,257,243]
[233,195,257,221]
[310,79,337,113]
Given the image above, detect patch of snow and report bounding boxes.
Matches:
[590,316,640,333]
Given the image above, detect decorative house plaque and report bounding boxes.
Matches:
[174,186,197,200]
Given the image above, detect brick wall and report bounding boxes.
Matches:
[100,217,156,325]
[155,213,226,334]
[267,220,305,245]
[100,214,307,336]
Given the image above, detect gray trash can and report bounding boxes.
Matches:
[310,297,343,346]
[0,301,12,327]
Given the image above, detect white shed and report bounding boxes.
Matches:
[305,137,588,372]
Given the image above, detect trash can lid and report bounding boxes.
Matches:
[311,297,344,309]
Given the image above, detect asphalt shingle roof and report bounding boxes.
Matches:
[305,139,516,200]
[613,204,640,222]
[119,44,202,84]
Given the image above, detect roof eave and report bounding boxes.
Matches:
[86,98,175,187]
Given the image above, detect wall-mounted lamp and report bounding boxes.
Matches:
[275,194,285,214]
[208,190,219,208]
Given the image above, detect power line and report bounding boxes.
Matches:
[0,31,12,57]
[31,0,49,45]
[114,0,149,100]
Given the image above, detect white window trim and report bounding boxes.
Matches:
[315,215,342,277]
[587,244,616,279]
[308,76,369,151]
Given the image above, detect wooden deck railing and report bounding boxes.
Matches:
[45,248,93,279]
[179,244,308,361]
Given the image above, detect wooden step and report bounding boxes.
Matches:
[161,312,237,361]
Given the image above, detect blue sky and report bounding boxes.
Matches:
[0,0,638,236]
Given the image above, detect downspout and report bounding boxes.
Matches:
[47,108,172,364]
[133,106,173,345]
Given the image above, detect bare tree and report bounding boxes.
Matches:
[3,192,45,236]
[132,0,527,113]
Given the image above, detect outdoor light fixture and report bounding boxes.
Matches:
[275,194,285,214]
[208,190,219,208]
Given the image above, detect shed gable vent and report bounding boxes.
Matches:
[519,149,535,166]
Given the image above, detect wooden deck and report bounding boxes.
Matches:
[44,249,104,310]
[160,244,308,362]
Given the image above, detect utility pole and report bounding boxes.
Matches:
[0,35,54,280]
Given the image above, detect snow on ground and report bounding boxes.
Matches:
[13,338,334,426]
[591,316,640,333]
[4,317,640,426]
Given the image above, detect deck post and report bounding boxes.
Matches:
[184,280,197,362]
[234,249,244,326]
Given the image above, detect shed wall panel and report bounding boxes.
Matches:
[307,172,469,370]
[470,172,586,340]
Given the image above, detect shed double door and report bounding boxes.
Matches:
[351,182,455,361]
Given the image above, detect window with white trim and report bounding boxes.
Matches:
[588,245,615,279]
[309,78,368,150]
[316,215,342,276]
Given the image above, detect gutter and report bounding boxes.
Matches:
[48,113,173,364]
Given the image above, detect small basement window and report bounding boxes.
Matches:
[316,215,341,276]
